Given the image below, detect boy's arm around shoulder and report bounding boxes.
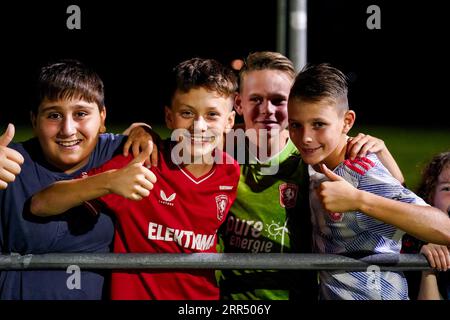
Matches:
[122,122,160,167]
[346,133,404,184]
[31,145,157,217]
[317,163,450,245]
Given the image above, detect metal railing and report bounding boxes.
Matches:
[0,253,430,271]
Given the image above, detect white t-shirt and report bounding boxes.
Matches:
[309,153,427,300]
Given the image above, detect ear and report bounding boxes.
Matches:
[164,106,174,129]
[225,110,236,133]
[99,106,107,133]
[30,111,39,137]
[342,110,356,134]
[30,111,37,129]
[234,94,244,116]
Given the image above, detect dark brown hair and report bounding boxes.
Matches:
[164,58,238,108]
[32,59,104,114]
[289,63,348,110]
[417,151,450,204]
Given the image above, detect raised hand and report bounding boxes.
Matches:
[346,133,386,160]
[346,133,404,183]
[0,124,25,189]
[316,163,360,213]
[112,141,157,200]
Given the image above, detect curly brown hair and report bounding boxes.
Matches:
[416,151,450,204]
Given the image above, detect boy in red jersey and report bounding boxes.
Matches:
[30,58,240,300]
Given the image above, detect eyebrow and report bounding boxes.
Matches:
[179,104,222,111]
[287,117,327,123]
[249,93,288,99]
[40,104,96,112]
[310,117,327,122]
[269,93,288,99]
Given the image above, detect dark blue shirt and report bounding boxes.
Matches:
[0,133,125,300]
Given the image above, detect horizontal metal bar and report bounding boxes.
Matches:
[0,253,430,271]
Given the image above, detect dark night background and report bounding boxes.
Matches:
[0,0,449,129]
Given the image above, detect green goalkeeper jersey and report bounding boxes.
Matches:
[219,139,317,300]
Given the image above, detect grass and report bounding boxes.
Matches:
[352,125,449,190]
[10,124,449,191]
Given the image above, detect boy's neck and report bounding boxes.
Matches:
[168,140,217,178]
[248,129,290,161]
[313,136,348,172]
[183,162,215,178]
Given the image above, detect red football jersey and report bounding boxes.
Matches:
[86,144,240,300]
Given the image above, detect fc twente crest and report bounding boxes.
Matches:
[215,194,228,221]
[279,183,298,209]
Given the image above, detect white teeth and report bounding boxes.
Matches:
[57,140,81,147]
[190,136,215,143]
[303,147,320,153]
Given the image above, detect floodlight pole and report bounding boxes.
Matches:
[280,0,307,71]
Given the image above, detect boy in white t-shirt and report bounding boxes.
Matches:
[287,63,450,300]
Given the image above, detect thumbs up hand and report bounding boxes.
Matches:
[320,163,345,182]
[0,123,16,147]
[0,124,25,190]
[316,163,361,213]
[109,141,157,200]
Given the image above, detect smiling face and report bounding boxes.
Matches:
[235,69,291,141]
[32,98,106,173]
[288,98,355,170]
[433,165,450,215]
[165,87,235,161]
